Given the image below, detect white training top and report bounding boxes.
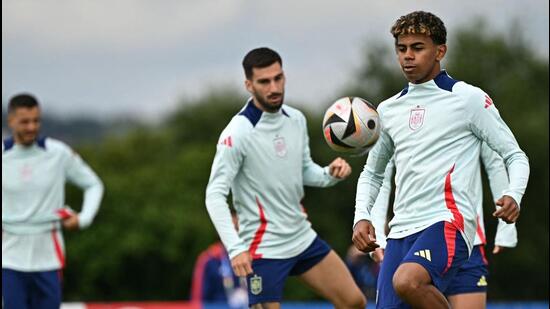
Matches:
[2,137,104,271]
[371,141,517,250]
[205,100,341,260]
[354,70,529,253]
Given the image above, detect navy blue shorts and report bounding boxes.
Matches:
[445,245,489,296]
[377,221,469,308]
[247,236,331,305]
[2,268,62,309]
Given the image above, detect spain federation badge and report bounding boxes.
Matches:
[273,136,287,158]
[250,274,263,295]
[409,107,426,131]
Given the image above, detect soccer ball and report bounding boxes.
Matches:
[322,96,380,154]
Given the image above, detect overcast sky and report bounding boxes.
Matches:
[2,0,549,121]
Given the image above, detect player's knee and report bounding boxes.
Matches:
[348,292,367,309]
[336,290,366,309]
[392,271,421,298]
[393,262,430,298]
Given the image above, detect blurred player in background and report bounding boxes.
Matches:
[371,142,518,309]
[345,244,379,300]
[352,11,529,308]
[205,47,366,309]
[2,93,104,309]
[191,210,248,308]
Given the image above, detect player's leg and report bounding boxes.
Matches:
[2,268,30,309]
[29,270,62,309]
[446,245,489,309]
[299,250,366,309]
[251,302,280,309]
[448,293,486,309]
[393,262,450,308]
[291,237,365,309]
[376,237,413,308]
[392,221,469,309]
[246,258,293,308]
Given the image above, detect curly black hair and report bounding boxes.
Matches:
[390,11,447,45]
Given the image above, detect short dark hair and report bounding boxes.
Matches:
[391,11,447,45]
[8,93,40,114]
[242,47,282,80]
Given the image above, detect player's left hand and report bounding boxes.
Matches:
[493,195,520,224]
[329,157,352,179]
[492,244,514,254]
[492,245,505,254]
[62,214,80,231]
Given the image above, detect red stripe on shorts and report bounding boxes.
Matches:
[443,221,457,274]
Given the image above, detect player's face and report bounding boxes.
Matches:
[245,62,285,113]
[8,107,41,146]
[395,34,447,84]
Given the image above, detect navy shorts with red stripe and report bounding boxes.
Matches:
[246,236,331,306]
[445,244,489,296]
[376,221,469,308]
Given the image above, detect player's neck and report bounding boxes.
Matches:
[13,135,35,147]
[252,98,281,113]
[410,65,442,84]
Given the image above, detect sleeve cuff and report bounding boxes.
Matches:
[494,240,517,248]
[502,191,523,209]
[353,217,372,230]
[228,245,249,260]
[323,166,341,183]
[78,215,92,229]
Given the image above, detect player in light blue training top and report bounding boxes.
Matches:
[205,47,366,309]
[370,142,517,309]
[352,11,529,309]
[2,93,104,309]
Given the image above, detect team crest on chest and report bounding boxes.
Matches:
[273,136,287,158]
[250,274,263,295]
[21,164,33,182]
[409,107,426,131]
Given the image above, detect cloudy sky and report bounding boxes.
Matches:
[2,0,548,121]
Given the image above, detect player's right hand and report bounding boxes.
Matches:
[352,220,379,253]
[231,251,253,277]
[329,157,352,179]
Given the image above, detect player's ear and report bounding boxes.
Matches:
[7,111,16,129]
[436,44,447,62]
[244,79,253,94]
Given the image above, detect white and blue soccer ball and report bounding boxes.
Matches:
[322,96,380,154]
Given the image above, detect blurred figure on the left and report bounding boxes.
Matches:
[2,93,104,309]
